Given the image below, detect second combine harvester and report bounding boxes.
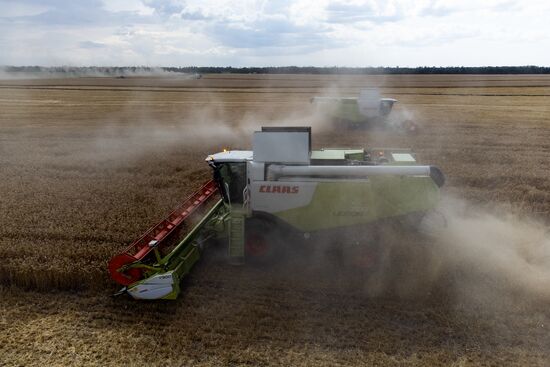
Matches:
[108,127,445,300]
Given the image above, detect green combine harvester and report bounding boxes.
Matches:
[108,127,444,300]
[311,88,417,132]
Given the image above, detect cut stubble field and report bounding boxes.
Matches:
[1,74,550,366]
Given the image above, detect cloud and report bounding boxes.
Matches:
[1,0,151,26]
[419,0,523,18]
[325,1,404,24]
[378,24,477,48]
[419,3,456,17]
[0,1,49,17]
[136,1,340,54]
[79,40,107,49]
[0,0,549,66]
[208,15,335,51]
[144,0,184,17]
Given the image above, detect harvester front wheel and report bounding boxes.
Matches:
[244,218,286,265]
[401,119,419,134]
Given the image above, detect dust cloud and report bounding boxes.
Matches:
[88,99,324,164]
[316,193,550,314]
[0,66,199,80]
[387,104,419,131]
[73,83,403,165]
[428,195,550,303]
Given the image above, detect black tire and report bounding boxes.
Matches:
[244,217,287,265]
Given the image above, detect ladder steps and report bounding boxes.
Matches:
[228,210,245,262]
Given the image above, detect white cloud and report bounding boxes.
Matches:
[0,1,49,17]
[103,0,155,15]
[0,0,549,66]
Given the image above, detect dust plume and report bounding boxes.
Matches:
[86,97,324,164]
[429,195,550,303]
[0,66,200,79]
[387,104,419,131]
[327,194,550,307]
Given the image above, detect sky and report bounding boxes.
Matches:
[0,0,549,67]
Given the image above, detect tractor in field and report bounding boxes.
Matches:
[108,127,444,300]
[311,88,418,133]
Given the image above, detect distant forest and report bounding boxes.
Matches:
[4,65,550,75]
[168,66,550,75]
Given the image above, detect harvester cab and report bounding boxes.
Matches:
[357,88,397,119]
[108,127,444,300]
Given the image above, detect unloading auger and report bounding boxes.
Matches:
[108,127,444,300]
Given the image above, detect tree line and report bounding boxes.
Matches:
[166,66,550,74]
[4,65,550,75]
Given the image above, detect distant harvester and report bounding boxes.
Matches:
[311,88,417,133]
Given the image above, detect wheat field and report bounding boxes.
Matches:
[1,74,549,366]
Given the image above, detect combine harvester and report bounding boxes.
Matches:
[109,127,444,300]
[311,88,417,132]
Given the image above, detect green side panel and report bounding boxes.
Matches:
[160,243,201,299]
[345,151,364,161]
[172,245,200,278]
[311,149,364,161]
[311,150,346,160]
[162,274,180,300]
[228,206,245,263]
[274,176,440,232]
[332,100,363,123]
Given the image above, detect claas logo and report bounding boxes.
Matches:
[259,185,299,194]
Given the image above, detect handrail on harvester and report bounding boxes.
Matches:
[108,179,219,286]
